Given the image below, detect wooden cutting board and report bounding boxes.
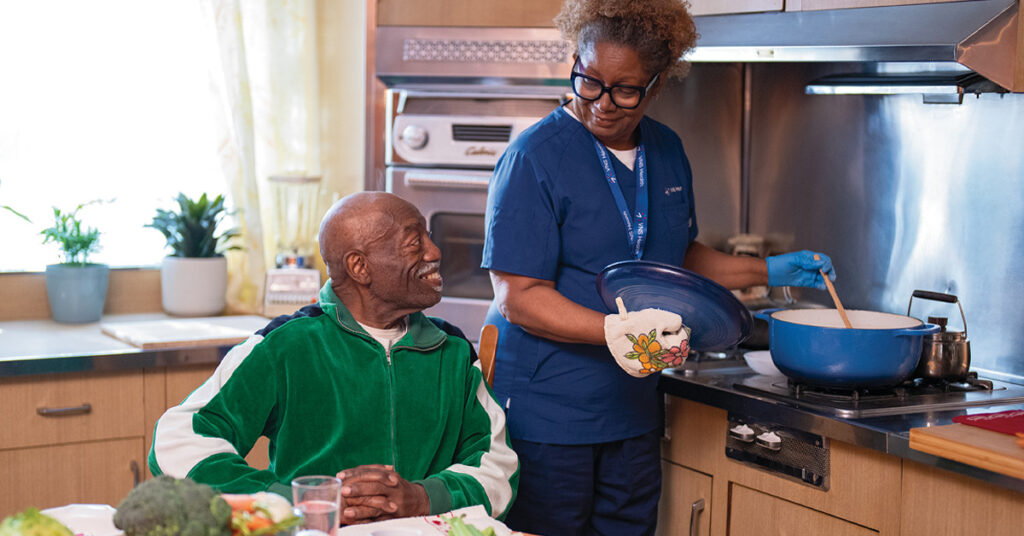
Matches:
[101,316,267,350]
[909,423,1024,480]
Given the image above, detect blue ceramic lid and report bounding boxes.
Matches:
[597,260,752,351]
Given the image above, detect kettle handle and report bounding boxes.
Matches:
[906,290,968,337]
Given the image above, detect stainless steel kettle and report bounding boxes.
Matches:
[907,290,971,380]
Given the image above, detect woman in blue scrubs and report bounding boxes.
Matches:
[482,1,835,534]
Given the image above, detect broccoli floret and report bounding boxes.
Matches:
[113,475,232,536]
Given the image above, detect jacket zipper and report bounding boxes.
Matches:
[333,309,446,469]
[334,308,401,467]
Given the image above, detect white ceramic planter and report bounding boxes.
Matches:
[160,256,227,316]
[45,263,110,323]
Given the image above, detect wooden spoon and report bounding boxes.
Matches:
[815,254,853,329]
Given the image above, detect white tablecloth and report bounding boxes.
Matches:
[337,505,513,536]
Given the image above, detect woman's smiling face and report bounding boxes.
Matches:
[570,41,659,150]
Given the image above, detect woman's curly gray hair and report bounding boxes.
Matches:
[555,0,698,79]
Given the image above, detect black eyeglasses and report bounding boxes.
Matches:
[569,59,659,110]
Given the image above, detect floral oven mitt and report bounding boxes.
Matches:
[604,297,690,378]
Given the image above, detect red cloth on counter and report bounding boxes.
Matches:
[952,409,1024,435]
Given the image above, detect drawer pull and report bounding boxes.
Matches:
[36,403,92,417]
[689,498,705,536]
[130,460,141,487]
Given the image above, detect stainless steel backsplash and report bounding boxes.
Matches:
[648,63,1024,382]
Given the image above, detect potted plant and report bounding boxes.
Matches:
[147,193,240,316]
[40,201,108,323]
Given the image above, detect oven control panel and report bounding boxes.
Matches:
[725,413,830,490]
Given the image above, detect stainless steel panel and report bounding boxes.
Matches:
[375,26,572,86]
[745,63,1024,382]
[646,64,745,248]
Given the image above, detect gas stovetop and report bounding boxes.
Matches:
[732,372,1024,418]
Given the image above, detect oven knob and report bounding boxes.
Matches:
[729,424,755,442]
[756,431,783,451]
[400,125,429,150]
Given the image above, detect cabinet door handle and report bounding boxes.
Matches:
[36,403,92,417]
[689,498,705,536]
[130,460,141,487]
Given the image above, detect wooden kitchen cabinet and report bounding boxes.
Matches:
[660,398,901,535]
[728,484,877,535]
[377,0,560,27]
[0,370,146,514]
[900,460,1024,536]
[0,370,144,451]
[657,461,712,536]
[661,397,1024,535]
[0,438,144,514]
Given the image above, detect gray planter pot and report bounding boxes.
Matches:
[45,263,110,323]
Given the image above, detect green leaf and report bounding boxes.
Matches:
[146,192,242,257]
[40,200,105,264]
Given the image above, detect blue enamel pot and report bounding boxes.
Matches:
[754,308,940,388]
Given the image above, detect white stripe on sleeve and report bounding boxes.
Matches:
[151,334,264,477]
[446,375,518,517]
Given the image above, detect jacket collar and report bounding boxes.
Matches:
[318,281,447,350]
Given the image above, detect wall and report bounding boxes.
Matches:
[655,62,1024,381]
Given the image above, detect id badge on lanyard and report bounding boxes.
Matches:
[593,138,648,260]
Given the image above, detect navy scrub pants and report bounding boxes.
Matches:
[505,429,663,536]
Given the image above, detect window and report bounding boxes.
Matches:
[0,1,226,272]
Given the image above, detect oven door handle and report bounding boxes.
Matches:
[405,172,491,191]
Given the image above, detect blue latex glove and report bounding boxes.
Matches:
[765,250,836,290]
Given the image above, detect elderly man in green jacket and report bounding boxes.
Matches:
[149,192,519,525]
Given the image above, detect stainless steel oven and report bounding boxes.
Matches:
[385,89,565,341]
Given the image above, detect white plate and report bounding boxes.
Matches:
[41,504,124,536]
[744,350,784,376]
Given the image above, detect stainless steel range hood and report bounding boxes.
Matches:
[375,0,1021,92]
[689,0,1021,92]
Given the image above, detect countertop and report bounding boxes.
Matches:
[0,313,270,377]
[658,360,1024,494]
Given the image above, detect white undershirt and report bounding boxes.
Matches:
[564,105,637,171]
[358,318,409,360]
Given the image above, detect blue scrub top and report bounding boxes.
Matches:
[482,106,699,444]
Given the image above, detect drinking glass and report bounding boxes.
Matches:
[292,475,342,536]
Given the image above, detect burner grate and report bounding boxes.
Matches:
[772,372,999,406]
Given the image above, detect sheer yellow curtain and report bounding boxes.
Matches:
[202,0,322,313]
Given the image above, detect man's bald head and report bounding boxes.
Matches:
[318,192,419,281]
[317,192,442,327]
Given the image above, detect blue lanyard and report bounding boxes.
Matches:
[593,139,648,260]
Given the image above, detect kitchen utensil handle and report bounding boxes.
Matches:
[814,254,852,329]
[911,290,957,303]
[894,323,941,337]
[689,498,705,536]
[36,403,92,417]
[405,172,490,190]
[906,290,967,335]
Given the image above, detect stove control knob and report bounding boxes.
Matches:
[756,431,783,451]
[729,424,756,443]
[400,125,429,150]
